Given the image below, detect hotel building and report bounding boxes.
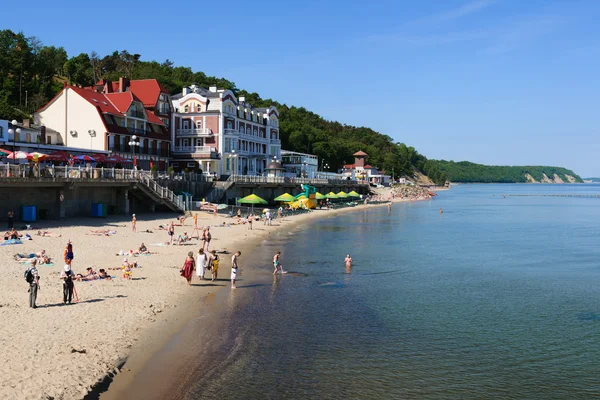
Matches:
[170,85,281,176]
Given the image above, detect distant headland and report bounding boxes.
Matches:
[432,160,582,184]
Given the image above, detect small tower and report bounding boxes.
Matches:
[353,150,368,168]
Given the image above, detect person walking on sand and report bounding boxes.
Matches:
[266,210,272,226]
[196,248,208,280]
[7,209,14,229]
[231,251,241,289]
[26,259,40,308]
[210,250,219,282]
[60,264,75,304]
[168,222,175,245]
[247,214,253,230]
[203,227,212,251]
[180,251,195,286]
[131,214,137,233]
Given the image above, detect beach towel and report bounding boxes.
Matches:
[150,243,169,246]
[19,261,54,267]
[1,239,23,246]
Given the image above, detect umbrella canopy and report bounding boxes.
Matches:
[347,190,360,197]
[239,194,268,205]
[0,148,11,155]
[337,191,349,198]
[217,204,229,210]
[45,150,71,162]
[90,154,107,162]
[274,193,295,202]
[325,192,339,199]
[6,151,29,160]
[72,155,96,162]
[28,152,47,162]
[315,192,326,200]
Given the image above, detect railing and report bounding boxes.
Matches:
[224,174,369,186]
[140,175,186,211]
[176,128,213,136]
[173,145,218,155]
[0,164,143,180]
[223,129,238,135]
[128,127,146,135]
[128,110,145,119]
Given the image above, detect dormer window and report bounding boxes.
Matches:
[184,105,189,113]
[196,121,202,129]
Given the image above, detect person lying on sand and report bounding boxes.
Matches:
[4,228,22,240]
[87,229,117,236]
[37,230,62,238]
[76,268,111,281]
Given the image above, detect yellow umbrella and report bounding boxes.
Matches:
[28,152,47,162]
[239,194,268,205]
[337,191,349,198]
[325,192,339,199]
[274,193,295,202]
[348,191,360,197]
[315,192,326,200]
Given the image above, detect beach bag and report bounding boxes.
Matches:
[24,268,34,283]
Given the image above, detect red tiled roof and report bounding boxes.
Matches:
[145,110,164,126]
[353,150,368,156]
[129,80,165,108]
[343,164,355,169]
[364,164,374,169]
[69,86,122,115]
[105,92,135,113]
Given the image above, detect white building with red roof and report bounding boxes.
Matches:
[34,82,171,169]
[339,150,391,185]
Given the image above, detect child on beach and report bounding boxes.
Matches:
[122,258,132,280]
[64,241,74,266]
[132,214,137,232]
[231,251,241,289]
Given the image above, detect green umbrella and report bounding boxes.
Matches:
[348,190,360,197]
[326,192,339,199]
[337,191,349,198]
[315,192,326,200]
[274,193,295,202]
[239,194,268,205]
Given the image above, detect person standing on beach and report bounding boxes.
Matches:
[203,227,212,251]
[180,251,195,286]
[64,241,74,266]
[131,214,137,233]
[231,251,241,289]
[7,209,14,229]
[60,264,75,304]
[196,248,208,280]
[247,214,253,230]
[26,259,40,308]
[266,210,272,226]
[210,250,219,281]
[168,222,175,245]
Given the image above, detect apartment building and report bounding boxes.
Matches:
[171,85,281,176]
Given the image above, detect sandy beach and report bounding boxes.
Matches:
[0,188,433,400]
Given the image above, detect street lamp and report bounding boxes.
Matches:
[231,149,238,175]
[7,120,21,164]
[129,135,140,169]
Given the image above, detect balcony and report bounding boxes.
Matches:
[223,129,239,136]
[127,127,146,135]
[176,128,213,137]
[173,145,220,159]
[128,110,145,119]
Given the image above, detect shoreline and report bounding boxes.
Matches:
[0,190,435,399]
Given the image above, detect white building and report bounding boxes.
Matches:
[171,85,281,176]
[280,150,319,178]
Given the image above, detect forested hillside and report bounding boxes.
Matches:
[433,160,582,183]
[0,29,448,184]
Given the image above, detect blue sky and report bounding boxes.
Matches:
[6,0,600,176]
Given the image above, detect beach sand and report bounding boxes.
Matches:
[0,189,432,399]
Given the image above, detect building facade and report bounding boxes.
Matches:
[280,150,318,178]
[339,150,391,185]
[34,82,170,169]
[171,85,281,176]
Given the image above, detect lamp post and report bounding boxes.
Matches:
[302,162,308,178]
[129,135,140,169]
[231,149,238,175]
[7,120,21,165]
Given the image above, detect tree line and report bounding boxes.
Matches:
[431,160,582,183]
[0,29,448,182]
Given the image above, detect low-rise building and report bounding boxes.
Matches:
[339,150,391,185]
[34,83,170,169]
[280,150,318,178]
[171,85,281,176]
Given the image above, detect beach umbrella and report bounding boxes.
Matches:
[348,190,360,197]
[72,155,96,162]
[90,153,107,162]
[45,150,70,162]
[217,204,228,210]
[6,151,29,160]
[0,148,11,155]
[274,193,295,202]
[337,191,349,198]
[105,154,132,164]
[28,152,47,162]
[325,192,339,199]
[315,192,326,200]
[239,194,268,205]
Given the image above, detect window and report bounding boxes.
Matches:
[239,126,244,133]
[227,121,232,129]
[0,126,3,138]
[246,127,251,135]
[196,121,202,129]
[184,105,189,113]
[253,129,258,136]
[187,162,196,168]
[183,121,190,130]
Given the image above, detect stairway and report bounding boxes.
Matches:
[137,174,186,212]
[205,179,235,204]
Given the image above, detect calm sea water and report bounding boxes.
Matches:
[158,184,600,399]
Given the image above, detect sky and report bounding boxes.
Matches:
[5,0,600,176]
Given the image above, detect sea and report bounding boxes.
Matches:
[116,184,600,399]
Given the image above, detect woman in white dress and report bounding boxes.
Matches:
[196,248,208,280]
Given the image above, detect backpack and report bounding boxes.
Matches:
[24,268,34,283]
